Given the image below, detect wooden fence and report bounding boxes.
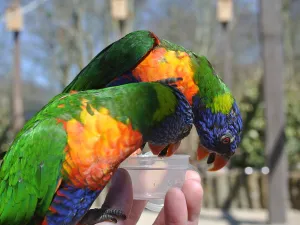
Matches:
[201,169,300,210]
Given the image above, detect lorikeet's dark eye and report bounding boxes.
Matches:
[221,136,231,145]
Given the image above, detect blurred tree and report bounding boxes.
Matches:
[283,0,300,170]
[24,0,113,89]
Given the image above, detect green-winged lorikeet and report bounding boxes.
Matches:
[0,81,193,225]
[63,30,243,171]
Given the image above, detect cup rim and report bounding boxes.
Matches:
[119,154,190,169]
[128,154,190,160]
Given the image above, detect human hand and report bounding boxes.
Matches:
[97,168,203,225]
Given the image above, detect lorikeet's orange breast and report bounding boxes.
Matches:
[58,101,143,191]
[132,48,199,104]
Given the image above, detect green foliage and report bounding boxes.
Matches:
[231,75,265,168]
[285,78,300,170]
[230,73,300,170]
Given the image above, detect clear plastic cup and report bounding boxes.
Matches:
[119,153,190,211]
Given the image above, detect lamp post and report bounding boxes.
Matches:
[217,0,233,89]
[5,0,24,133]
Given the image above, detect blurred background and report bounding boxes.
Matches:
[0,0,300,224]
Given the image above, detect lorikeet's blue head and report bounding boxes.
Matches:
[192,95,243,171]
[187,56,243,171]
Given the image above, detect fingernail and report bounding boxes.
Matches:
[185,170,201,183]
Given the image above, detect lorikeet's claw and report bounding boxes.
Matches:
[80,207,126,225]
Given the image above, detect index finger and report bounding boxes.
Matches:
[182,170,203,224]
[164,187,188,225]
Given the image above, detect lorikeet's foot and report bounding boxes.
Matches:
[80,207,126,224]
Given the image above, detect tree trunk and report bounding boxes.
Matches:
[260,0,288,224]
[72,8,85,70]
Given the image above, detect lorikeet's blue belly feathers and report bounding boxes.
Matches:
[42,183,101,225]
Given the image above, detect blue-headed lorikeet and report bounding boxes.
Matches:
[0,81,193,225]
[63,30,243,171]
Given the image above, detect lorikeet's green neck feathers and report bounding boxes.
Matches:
[159,39,234,114]
[192,56,234,114]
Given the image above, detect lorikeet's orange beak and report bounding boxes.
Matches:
[149,141,181,157]
[197,144,229,171]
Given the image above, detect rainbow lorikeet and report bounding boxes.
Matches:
[0,81,193,225]
[63,30,243,171]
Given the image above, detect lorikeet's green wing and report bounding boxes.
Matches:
[63,30,159,92]
[0,119,67,225]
